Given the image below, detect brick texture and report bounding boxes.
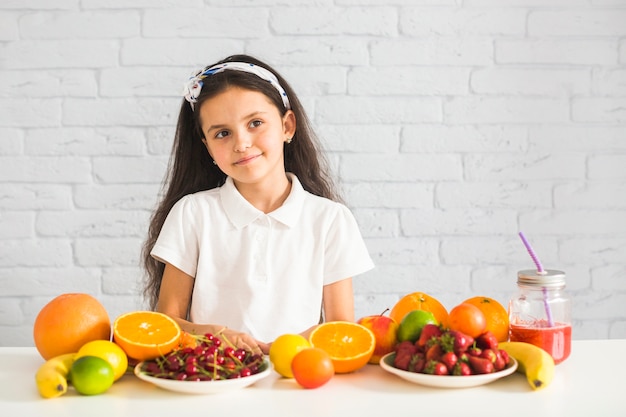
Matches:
[1,1,625,346]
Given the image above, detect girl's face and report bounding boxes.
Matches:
[199,87,296,188]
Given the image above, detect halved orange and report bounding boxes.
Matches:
[390,292,449,328]
[112,311,181,361]
[309,321,375,374]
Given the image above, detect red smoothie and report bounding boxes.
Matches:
[509,321,571,364]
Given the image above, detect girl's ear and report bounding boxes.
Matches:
[282,110,296,139]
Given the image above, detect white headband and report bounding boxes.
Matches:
[182,62,291,111]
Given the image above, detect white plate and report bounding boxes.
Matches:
[380,352,518,389]
[134,357,272,394]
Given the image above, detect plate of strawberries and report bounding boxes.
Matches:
[380,325,517,389]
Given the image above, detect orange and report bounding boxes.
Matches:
[463,296,510,342]
[33,293,111,360]
[308,321,375,374]
[447,303,487,339]
[390,292,449,328]
[178,331,198,349]
[291,347,334,389]
[112,311,181,361]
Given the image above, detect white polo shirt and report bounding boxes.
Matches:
[151,173,374,342]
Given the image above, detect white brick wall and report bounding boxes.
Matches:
[1,1,625,346]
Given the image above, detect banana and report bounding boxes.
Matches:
[499,341,555,391]
[35,353,77,399]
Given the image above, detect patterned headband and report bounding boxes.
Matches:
[182,62,291,111]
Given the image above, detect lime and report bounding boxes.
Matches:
[269,334,311,378]
[70,356,115,395]
[76,340,128,381]
[397,310,438,343]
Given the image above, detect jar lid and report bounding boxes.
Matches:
[517,269,566,288]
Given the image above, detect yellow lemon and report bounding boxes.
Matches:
[269,334,310,378]
[76,340,128,381]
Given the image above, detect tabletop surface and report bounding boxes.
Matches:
[1,339,625,417]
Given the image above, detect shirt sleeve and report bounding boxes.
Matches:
[323,203,375,284]
[150,195,200,278]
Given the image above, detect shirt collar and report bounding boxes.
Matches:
[220,173,305,229]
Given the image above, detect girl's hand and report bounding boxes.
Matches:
[218,328,268,356]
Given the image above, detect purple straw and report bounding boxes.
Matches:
[518,232,555,327]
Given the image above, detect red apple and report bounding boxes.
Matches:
[357,310,399,364]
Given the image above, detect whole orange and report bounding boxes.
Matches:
[463,296,510,342]
[390,292,448,328]
[291,347,334,389]
[447,302,487,339]
[33,293,111,360]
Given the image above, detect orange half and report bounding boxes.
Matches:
[309,321,375,373]
[112,311,181,361]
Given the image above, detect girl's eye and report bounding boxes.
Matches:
[249,120,262,128]
[215,130,230,139]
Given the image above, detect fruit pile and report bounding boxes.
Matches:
[359,291,555,390]
[33,293,187,399]
[393,325,511,376]
[269,321,376,389]
[139,333,266,381]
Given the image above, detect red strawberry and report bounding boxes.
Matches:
[424,360,448,375]
[447,330,474,353]
[394,341,417,370]
[426,342,444,362]
[416,324,442,349]
[452,361,472,376]
[476,331,499,350]
[467,355,494,375]
[499,348,510,366]
[440,351,458,372]
[494,350,506,371]
[468,346,482,357]
[480,348,498,364]
[410,353,426,373]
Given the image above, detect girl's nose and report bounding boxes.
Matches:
[233,130,252,152]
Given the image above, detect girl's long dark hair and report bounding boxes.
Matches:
[142,54,341,310]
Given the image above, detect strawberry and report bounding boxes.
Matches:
[480,348,497,364]
[476,331,499,350]
[424,360,448,375]
[468,346,482,357]
[410,353,426,373]
[440,351,458,373]
[394,341,417,370]
[493,350,506,371]
[446,330,474,353]
[425,342,444,362]
[452,361,471,376]
[416,324,442,349]
[467,355,494,375]
[499,348,510,366]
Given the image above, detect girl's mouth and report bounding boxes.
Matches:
[235,154,261,165]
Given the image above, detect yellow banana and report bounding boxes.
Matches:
[35,353,76,399]
[499,341,555,391]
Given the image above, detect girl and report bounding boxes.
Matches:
[142,55,374,354]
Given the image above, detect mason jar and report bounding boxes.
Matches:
[508,269,572,364]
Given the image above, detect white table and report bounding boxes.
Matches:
[1,340,624,417]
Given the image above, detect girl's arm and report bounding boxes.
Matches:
[322,278,355,322]
[297,278,355,341]
[156,263,268,354]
